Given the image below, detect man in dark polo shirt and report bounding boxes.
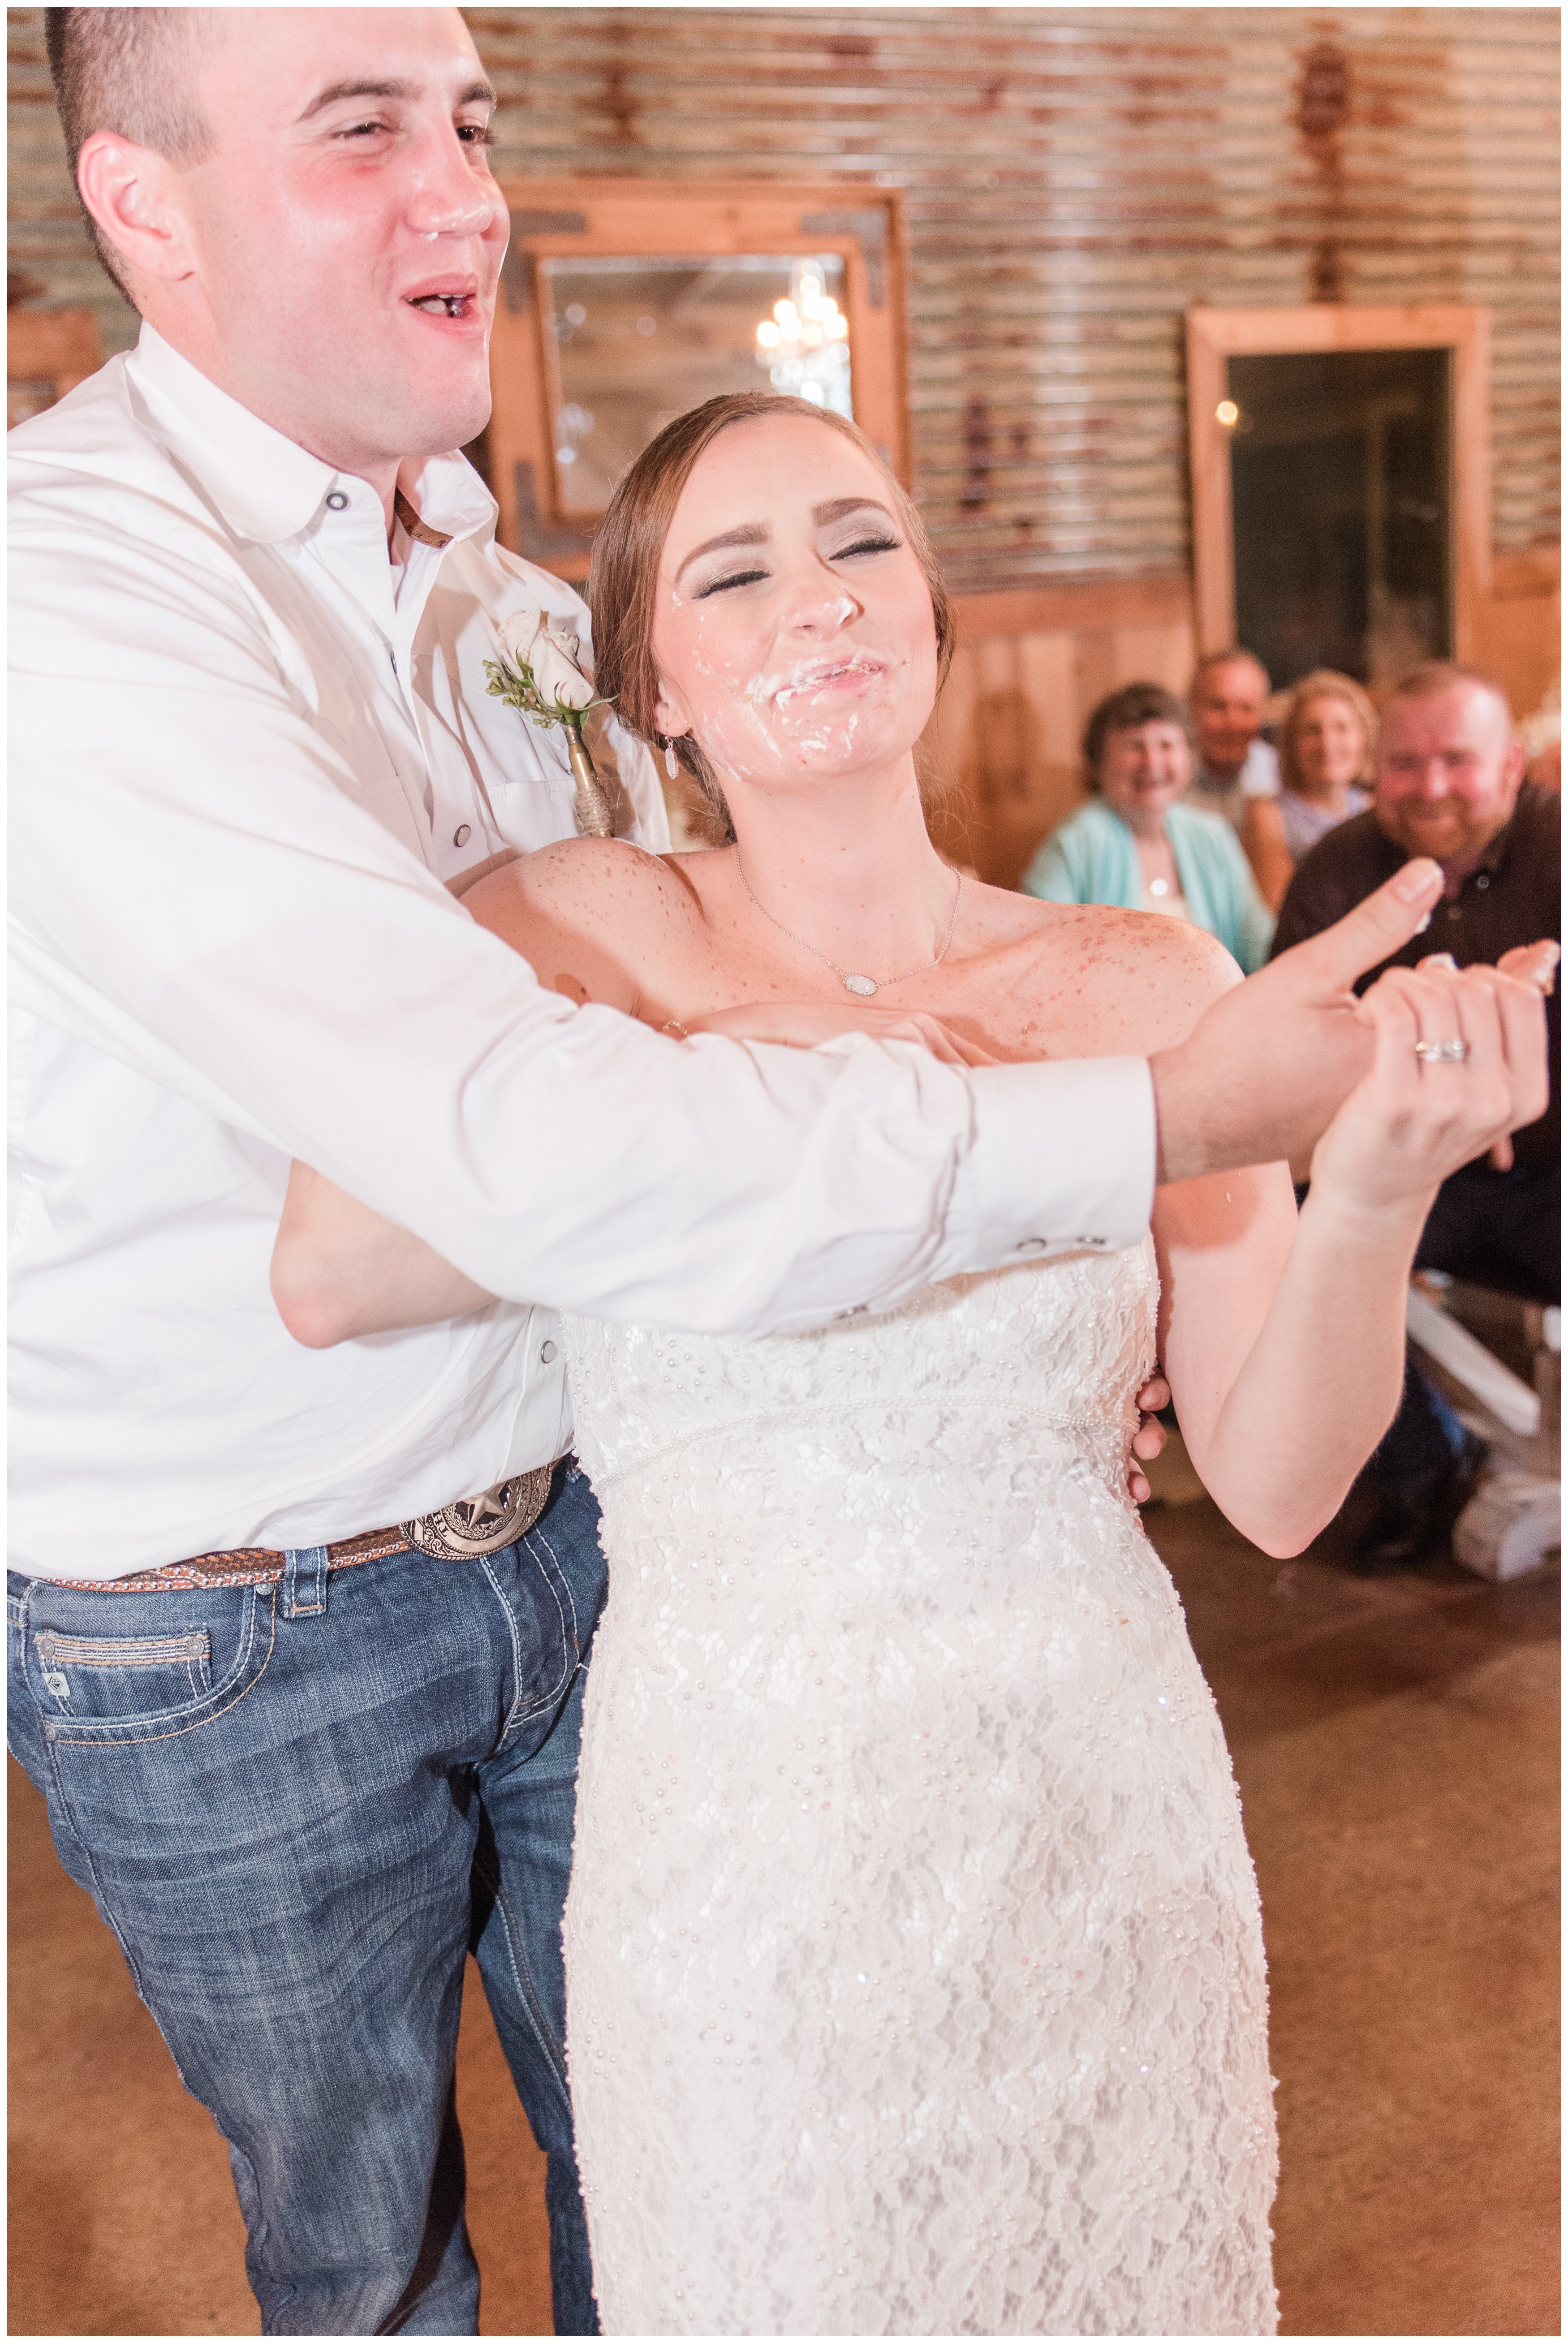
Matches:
[1273,662,1560,1570]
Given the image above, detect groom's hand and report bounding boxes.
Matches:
[1148,860,1446,1185]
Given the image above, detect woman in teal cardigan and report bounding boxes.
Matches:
[1021,681,1276,973]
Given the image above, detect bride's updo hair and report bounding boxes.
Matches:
[589,392,954,846]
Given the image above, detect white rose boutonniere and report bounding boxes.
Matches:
[485,608,616,837]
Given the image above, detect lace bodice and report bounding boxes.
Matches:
[561,1244,1277,2336]
[569,1242,1153,1537]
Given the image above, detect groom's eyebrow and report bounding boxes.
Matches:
[673,524,767,585]
[297,75,497,121]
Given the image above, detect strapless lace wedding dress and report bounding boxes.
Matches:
[561,1240,1277,2336]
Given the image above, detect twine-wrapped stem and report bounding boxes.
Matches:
[566,727,616,838]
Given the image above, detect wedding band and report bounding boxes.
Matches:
[1413,1038,1469,1064]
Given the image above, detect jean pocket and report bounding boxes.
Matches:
[35,1627,212,1720]
[34,1586,276,1748]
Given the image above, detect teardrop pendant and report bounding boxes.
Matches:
[664,738,680,781]
[842,973,878,997]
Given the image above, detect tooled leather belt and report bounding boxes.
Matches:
[42,1466,560,1594]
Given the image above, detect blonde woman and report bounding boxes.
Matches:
[1245,669,1377,911]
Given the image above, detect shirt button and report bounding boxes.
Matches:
[324,491,349,512]
[1448,904,1462,919]
[453,824,471,848]
[1015,1238,1048,1256]
[539,1340,559,1364]
[1475,873,1490,890]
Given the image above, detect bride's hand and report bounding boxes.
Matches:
[1309,960,1548,1217]
[1127,1370,1172,1504]
[673,1000,999,1068]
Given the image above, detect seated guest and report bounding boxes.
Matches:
[1185,646,1281,828]
[1021,681,1276,972]
[1244,668,1376,911]
[1273,661,1561,1572]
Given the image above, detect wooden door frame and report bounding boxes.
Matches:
[1185,303,1491,665]
[488,178,909,578]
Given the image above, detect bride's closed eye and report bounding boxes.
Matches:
[693,565,771,600]
[830,532,902,561]
[823,503,903,564]
[686,511,901,598]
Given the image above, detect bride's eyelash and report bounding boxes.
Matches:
[692,530,898,597]
[694,567,770,599]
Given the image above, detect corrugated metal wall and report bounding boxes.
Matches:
[9,6,1559,596]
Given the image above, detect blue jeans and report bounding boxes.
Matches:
[7,1460,607,2336]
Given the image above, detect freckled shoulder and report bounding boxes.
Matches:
[462,837,700,1016]
[1070,904,1241,1051]
[986,895,1243,1060]
[466,836,691,947]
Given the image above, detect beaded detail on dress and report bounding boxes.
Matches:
[562,1240,1278,2337]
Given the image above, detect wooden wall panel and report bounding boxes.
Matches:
[7,7,1555,823]
[8,8,1559,596]
[926,578,1197,886]
[1476,548,1563,732]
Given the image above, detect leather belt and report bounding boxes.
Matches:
[43,1468,563,1594]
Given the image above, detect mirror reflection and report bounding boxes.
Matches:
[543,254,852,514]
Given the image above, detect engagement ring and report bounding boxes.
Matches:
[1413,1038,1470,1064]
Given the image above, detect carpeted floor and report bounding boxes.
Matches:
[8,1486,1559,2337]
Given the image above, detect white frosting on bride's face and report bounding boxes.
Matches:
[650,413,939,798]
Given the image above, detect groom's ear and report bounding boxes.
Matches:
[77,131,198,293]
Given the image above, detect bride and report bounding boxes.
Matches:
[273,393,1541,2336]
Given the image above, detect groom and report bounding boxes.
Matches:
[10,9,1547,2337]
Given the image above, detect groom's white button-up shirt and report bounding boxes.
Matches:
[10,327,1155,1581]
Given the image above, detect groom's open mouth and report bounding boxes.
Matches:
[403,277,482,326]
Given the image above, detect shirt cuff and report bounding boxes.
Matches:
[942,1056,1156,1274]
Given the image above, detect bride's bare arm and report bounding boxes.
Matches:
[462,838,656,1013]
[271,1159,495,1345]
[1155,958,1547,1556]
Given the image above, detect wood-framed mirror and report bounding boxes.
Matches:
[1186,305,1490,687]
[486,179,910,581]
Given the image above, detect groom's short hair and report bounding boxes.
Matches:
[44,8,218,300]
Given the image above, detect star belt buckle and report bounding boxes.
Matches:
[400,1466,556,1561]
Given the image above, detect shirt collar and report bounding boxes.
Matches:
[124,323,497,552]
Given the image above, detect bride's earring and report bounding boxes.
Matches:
[664,736,681,781]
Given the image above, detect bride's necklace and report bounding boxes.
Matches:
[734,850,964,998]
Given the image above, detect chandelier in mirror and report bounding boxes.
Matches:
[542,253,853,516]
[753,260,853,415]
[487,181,908,579]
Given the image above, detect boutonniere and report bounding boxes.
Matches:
[485,609,616,838]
